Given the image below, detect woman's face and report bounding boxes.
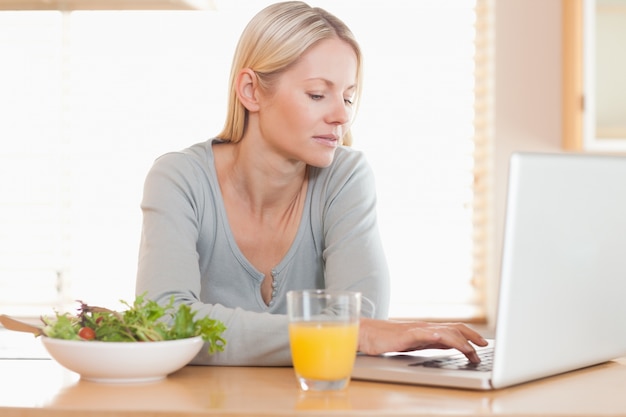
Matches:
[256,38,358,168]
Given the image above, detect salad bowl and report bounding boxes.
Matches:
[2,295,225,383]
[41,335,204,383]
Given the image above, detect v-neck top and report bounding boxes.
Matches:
[136,138,390,365]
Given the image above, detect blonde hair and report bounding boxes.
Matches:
[217,1,363,146]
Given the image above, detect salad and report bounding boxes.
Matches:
[41,294,226,354]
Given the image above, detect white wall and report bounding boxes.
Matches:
[489,0,563,322]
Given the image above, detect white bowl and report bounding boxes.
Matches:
[41,336,204,383]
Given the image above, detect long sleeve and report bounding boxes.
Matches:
[311,150,390,319]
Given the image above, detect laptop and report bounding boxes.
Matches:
[352,151,626,390]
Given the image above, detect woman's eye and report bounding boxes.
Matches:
[308,93,353,105]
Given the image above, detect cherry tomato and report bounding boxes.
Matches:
[78,326,96,340]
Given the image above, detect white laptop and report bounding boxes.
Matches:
[352,152,626,390]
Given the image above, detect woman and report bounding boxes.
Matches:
[136,1,487,366]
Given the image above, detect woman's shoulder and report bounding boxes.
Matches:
[143,139,220,195]
[149,138,217,174]
[334,143,366,161]
[309,145,375,196]
[155,138,214,163]
[323,145,373,179]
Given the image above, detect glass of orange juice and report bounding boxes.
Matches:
[286,290,361,391]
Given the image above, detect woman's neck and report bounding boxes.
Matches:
[214,140,308,219]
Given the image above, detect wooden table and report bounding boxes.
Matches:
[2,353,626,417]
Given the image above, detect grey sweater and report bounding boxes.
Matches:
[136,139,390,366]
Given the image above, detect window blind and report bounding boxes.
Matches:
[0,12,68,313]
[472,0,495,321]
[0,1,492,319]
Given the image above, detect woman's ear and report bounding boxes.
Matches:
[235,68,260,112]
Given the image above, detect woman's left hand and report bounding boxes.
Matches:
[358,318,489,363]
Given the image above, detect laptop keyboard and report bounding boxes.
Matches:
[411,347,494,372]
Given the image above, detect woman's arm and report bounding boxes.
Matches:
[320,150,487,362]
[319,149,390,319]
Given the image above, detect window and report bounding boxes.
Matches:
[0,0,491,319]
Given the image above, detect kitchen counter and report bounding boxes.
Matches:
[2,349,626,417]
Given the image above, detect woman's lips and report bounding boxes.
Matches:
[313,134,339,147]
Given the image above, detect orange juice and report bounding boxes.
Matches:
[289,321,359,380]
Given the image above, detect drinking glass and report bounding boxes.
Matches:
[286,290,361,391]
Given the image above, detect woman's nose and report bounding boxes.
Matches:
[328,97,351,125]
